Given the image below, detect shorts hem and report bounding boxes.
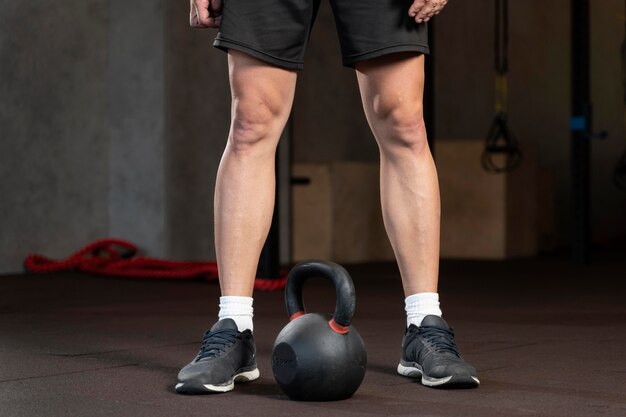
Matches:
[343,44,430,68]
[213,37,304,70]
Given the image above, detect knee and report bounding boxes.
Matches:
[229,96,283,156]
[375,102,428,155]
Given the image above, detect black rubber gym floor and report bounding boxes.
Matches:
[1,252,625,417]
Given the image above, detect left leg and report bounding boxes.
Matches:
[328,0,439,322]
[355,52,479,388]
[355,52,438,297]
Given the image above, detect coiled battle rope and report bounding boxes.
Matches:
[23,238,287,291]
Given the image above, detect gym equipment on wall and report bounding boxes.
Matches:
[482,0,523,173]
[271,261,367,401]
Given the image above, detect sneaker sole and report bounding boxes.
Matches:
[397,363,480,388]
[175,368,260,394]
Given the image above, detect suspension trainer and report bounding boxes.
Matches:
[482,0,523,173]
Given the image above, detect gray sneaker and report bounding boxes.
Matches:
[176,318,259,394]
[397,315,480,388]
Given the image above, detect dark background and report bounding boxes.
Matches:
[0,0,624,266]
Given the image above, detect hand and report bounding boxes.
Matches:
[408,0,448,24]
[190,0,223,28]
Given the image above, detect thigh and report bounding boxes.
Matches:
[329,0,429,69]
[355,52,425,120]
[227,49,298,127]
[215,0,321,71]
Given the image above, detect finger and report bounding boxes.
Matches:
[424,3,445,21]
[426,0,448,19]
[206,16,222,28]
[411,0,427,16]
[191,6,210,27]
[418,1,437,17]
[195,0,212,26]
[421,7,439,22]
[431,1,447,15]
[409,0,427,17]
[189,0,196,26]
[421,11,437,23]
[190,5,201,27]
[416,1,438,22]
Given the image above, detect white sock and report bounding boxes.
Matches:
[218,296,254,332]
[405,292,442,328]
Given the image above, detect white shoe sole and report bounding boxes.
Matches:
[397,363,480,387]
[175,368,260,393]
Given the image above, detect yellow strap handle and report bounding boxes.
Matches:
[495,73,508,114]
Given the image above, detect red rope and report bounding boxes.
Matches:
[23,238,286,291]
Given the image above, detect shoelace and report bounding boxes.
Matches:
[196,329,241,360]
[418,326,461,357]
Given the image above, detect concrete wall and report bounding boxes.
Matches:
[0,0,231,272]
[0,1,110,270]
[108,0,167,257]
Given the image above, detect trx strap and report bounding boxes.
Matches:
[482,0,523,173]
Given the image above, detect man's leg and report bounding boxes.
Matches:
[355,52,479,388]
[176,50,297,394]
[215,50,297,297]
[355,52,438,297]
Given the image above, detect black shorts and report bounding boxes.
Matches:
[213,0,429,70]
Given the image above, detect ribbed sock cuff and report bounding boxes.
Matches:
[405,292,442,328]
[218,296,254,332]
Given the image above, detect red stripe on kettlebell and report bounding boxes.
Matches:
[328,319,350,334]
[289,311,305,321]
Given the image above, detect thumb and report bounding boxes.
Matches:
[195,0,212,26]
[190,4,200,26]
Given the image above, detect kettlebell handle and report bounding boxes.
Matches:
[285,260,356,332]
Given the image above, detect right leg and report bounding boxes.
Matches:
[215,49,297,297]
[176,51,296,394]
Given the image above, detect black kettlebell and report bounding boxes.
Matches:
[271,260,367,401]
